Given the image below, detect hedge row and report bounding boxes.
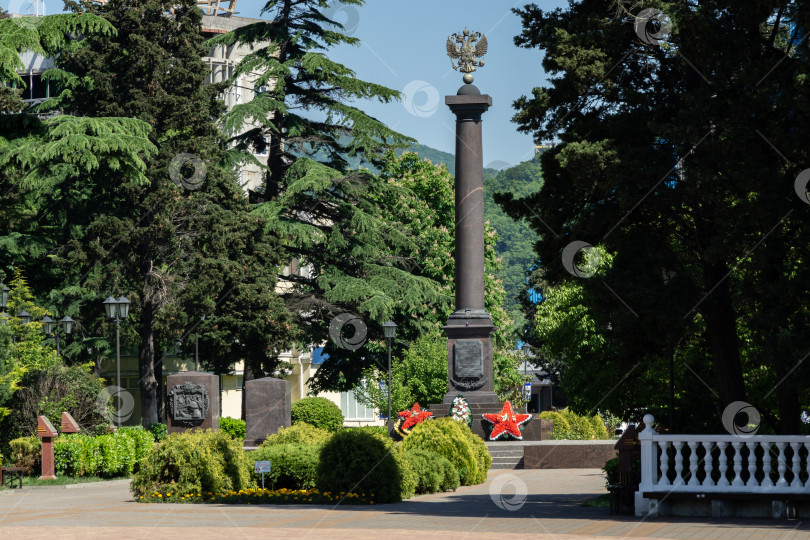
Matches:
[7,427,154,477]
[538,409,612,440]
[54,427,154,477]
[132,420,489,504]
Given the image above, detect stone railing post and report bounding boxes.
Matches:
[635,413,657,516]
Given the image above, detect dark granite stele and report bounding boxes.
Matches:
[166,371,220,434]
[244,377,291,447]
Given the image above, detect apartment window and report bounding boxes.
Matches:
[340,388,376,421]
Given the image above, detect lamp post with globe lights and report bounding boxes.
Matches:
[103,295,131,428]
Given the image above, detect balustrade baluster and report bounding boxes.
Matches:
[745,441,759,487]
[717,442,729,486]
[805,443,810,489]
[702,441,714,486]
[659,441,671,487]
[731,441,744,487]
[687,441,700,487]
[791,442,802,489]
[776,442,788,488]
[673,441,685,487]
[761,442,773,488]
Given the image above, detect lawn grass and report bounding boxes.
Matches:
[581,493,610,507]
[1,474,130,490]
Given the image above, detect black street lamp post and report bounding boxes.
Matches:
[382,321,397,427]
[103,295,130,428]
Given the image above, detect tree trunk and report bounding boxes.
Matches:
[138,299,159,427]
[778,386,800,435]
[699,262,746,412]
[155,344,164,423]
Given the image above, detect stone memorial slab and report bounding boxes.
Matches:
[245,377,291,446]
[166,371,220,434]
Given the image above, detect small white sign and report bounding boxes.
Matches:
[254,460,271,474]
[524,382,532,399]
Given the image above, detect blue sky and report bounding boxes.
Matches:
[28,0,567,166]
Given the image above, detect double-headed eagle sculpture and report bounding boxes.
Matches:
[446,28,488,84]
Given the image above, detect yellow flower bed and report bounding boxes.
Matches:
[138,487,375,505]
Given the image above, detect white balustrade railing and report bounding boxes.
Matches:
[638,414,810,497]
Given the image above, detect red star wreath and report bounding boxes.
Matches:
[395,403,433,436]
[482,401,532,441]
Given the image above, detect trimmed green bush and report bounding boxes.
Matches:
[589,415,611,440]
[54,430,152,477]
[119,426,154,461]
[9,436,40,474]
[560,409,595,440]
[220,417,247,441]
[401,417,489,486]
[131,429,253,499]
[260,422,331,448]
[538,411,572,440]
[249,443,320,490]
[403,448,459,494]
[148,423,168,442]
[97,432,136,477]
[317,428,416,503]
[291,397,344,432]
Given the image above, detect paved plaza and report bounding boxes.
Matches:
[2,469,809,539]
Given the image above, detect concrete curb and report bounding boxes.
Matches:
[0,478,131,493]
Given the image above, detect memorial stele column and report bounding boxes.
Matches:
[442,28,498,405]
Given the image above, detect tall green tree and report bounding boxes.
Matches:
[208,0,412,200]
[499,1,810,433]
[33,0,294,425]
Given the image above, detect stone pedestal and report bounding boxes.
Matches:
[37,416,58,480]
[245,377,291,446]
[166,371,220,434]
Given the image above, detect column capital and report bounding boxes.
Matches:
[446,94,492,120]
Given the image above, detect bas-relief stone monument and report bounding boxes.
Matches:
[244,377,291,447]
[166,371,220,434]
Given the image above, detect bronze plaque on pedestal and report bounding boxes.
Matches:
[454,340,484,378]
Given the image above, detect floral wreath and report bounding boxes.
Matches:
[448,395,472,428]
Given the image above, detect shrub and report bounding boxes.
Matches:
[9,436,40,474]
[538,411,571,440]
[350,425,388,437]
[148,423,168,442]
[249,444,320,490]
[260,423,331,448]
[402,417,489,486]
[220,417,247,441]
[589,415,611,440]
[560,409,596,440]
[97,432,137,477]
[131,430,253,499]
[403,448,459,494]
[291,397,344,432]
[118,426,154,461]
[317,428,416,503]
[3,364,109,443]
[602,456,619,488]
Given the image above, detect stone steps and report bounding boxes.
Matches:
[487,443,524,470]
